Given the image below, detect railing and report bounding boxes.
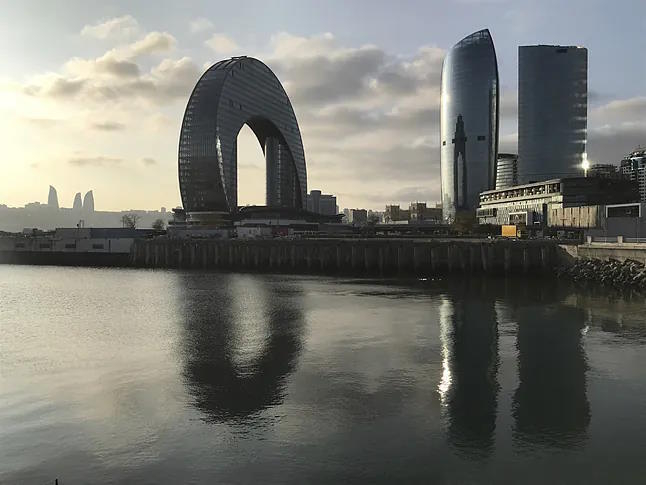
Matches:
[588,236,646,244]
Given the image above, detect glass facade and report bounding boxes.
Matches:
[518,45,588,183]
[178,57,307,213]
[440,29,499,222]
[495,153,518,190]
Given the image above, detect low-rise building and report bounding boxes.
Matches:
[409,202,443,222]
[306,190,338,216]
[477,177,638,227]
[348,209,368,225]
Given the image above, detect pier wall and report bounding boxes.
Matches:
[130,238,560,276]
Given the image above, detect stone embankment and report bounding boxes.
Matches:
[130,238,559,276]
[558,258,646,291]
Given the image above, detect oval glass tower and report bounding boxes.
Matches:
[440,29,499,222]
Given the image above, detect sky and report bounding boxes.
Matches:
[0,0,644,211]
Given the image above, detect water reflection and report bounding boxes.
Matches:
[439,279,499,457]
[177,273,304,423]
[508,283,590,449]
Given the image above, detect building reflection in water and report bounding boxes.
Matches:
[438,279,499,457]
[177,273,305,423]
[509,282,590,449]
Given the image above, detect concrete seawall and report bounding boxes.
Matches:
[130,238,561,276]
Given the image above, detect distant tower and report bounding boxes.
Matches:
[83,190,95,212]
[47,185,59,209]
[518,45,588,183]
[73,192,82,210]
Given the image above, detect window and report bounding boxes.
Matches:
[442,141,446,146]
[39,243,51,249]
[92,243,104,250]
[65,243,77,249]
[477,135,486,141]
[14,242,25,248]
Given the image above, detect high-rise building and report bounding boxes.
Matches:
[620,148,646,201]
[178,56,306,215]
[495,153,519,190]
[518,45,588,183]
[72,192,82,210]
[306,190,337,216]
[440,29,499,222]
[587,164,619,179]
[47,185,59,209]
[83,190,95,212]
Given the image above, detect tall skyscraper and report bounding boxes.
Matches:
[47,185,59,209]
[440,29,499,222]
[518,45,588,183]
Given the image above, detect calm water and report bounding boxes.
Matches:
[1,266,646,484]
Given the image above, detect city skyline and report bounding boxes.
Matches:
[1,0,645,212]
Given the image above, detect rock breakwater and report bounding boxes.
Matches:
[558,258,646,290]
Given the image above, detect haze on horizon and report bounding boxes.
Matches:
[0,0,644,212]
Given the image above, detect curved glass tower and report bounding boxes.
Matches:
[518,45,588,183]
[440,29,499,222]
[179,56,307,214]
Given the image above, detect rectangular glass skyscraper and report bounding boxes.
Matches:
[518,45,588,183]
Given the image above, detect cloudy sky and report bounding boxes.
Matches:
[0,0,644,211]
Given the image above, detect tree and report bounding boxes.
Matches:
[121,213,141,229]
[152,218,165,231]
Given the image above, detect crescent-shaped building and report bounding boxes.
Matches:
[178,56,307,216]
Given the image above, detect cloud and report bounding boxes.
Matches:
[205,33,239,54]
[23,75,86,97]
[68,156,122,167]
[130,32,176,56]
[238,163,262,170]
[189,18,214,34]
[91,121,125,131]
[81,15,140,41]
[142,157,157,165]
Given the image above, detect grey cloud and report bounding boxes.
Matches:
[96,57,140,77]
[142,157,157,165]
[274,49,385,104]
[81,15,140,40]
[591,97,646,123]
[24,77,85,98]
[130,32,176,56]
[91,121,125,131]
[68,156,122,167]
[587,125,646,163]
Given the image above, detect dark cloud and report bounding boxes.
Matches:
[91,121,125,131]
[68,156,122,167]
